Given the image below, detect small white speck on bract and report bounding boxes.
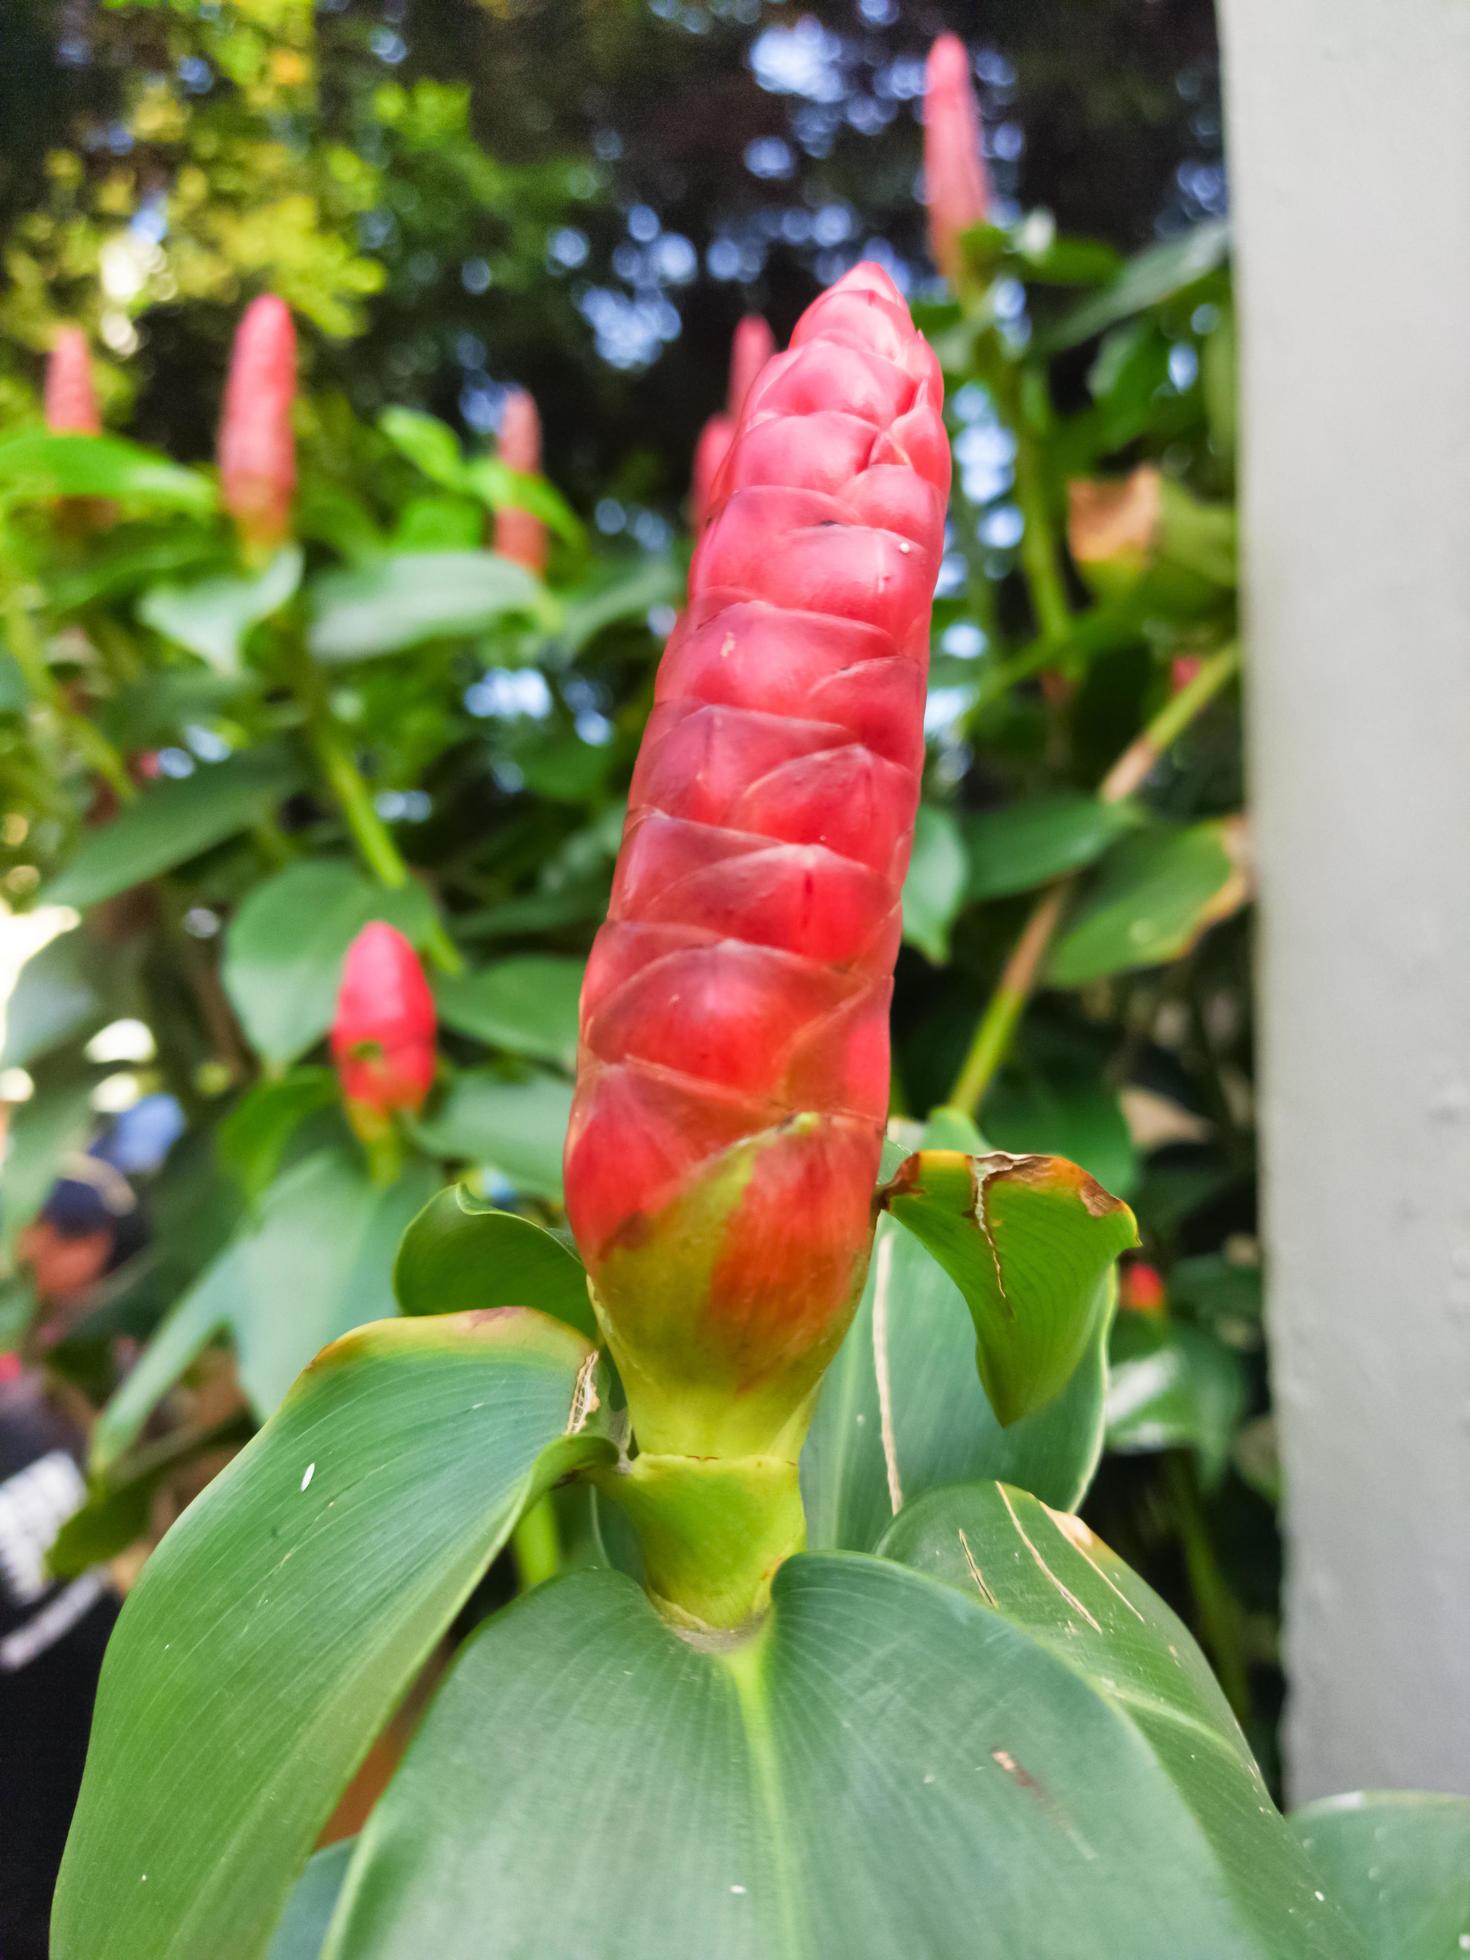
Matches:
[1313,1892,1324,1903]
[301,1463,316,1492]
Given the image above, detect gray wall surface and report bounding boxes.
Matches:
[1220,0,1470,1799]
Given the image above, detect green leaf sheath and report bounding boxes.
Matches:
[54,1309,612,1960]
[323,1526,1357,1960]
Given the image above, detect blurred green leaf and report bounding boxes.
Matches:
[44,750,303,909]
[137,546,302,674]
[48,531,224,612]
[307,552,545,661]
[964,792,1138,902]
[1292,1793,1470,1960]
[394,1183,593,1338]
[221,860,437,1067]
[378,407,467,491]
[555,555,681,654]
[1043,219,1231,352]
[0,1060,97,1250]
[1048,818,1248,985]
[392,495,484,552]
[215,1068,340,1200]
[985,1050,1138,1199]
[434,955,583,1068]
[412,1068,572,1200]
[0,431,216,512]
[0,925,115,1069]
[269,1843,355,1960]
[1106,1313,1249,1484]
[463,457,585,546]
[902,804,967,964]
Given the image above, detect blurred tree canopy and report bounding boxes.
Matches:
[0,0,1221,506]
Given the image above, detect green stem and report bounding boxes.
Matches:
[4,578,135,801]
[1163,1450,1251,1723]
[948,641,1241,1117]
[511,1497,561,1593]
[290,648,463,975]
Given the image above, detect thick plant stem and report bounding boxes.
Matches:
[949,641,1241,1117]
[1163,1450,1251,1723]
[291,650,463,976]
[1007,373,1072,644]
[511,1497,561,1593]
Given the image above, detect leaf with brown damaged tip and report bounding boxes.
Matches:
[880,1146,1138,1426]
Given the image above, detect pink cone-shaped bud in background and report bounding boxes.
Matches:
[727,314,775,420]
[690,411,735,533]
[494,387,548,575]
[566,264,950,1458]
[218,295,297,554]
[331,923,437,1128]
[924,34,989,287]
[689,317,775,532]
[45,328,102,435]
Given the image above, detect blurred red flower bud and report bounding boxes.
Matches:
[1120,1261,1167,1315]
[45,327,102,435]
[924,34,989,287]
[494,387,548,575]
[727,314,775,420]
[218,295,297,555]
[331,923,437,1128]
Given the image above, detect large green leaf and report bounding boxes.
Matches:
[215,1067,341,1200]
[900,803,967,963]
[137,546,302,674]
[1292,1792,1470,1960]
[307,552,544,661]
[412,1068,572,1200]
[394,1183,594,1339]
[964,792,1138,902]
[1042,218,1230,351]
[324,1519,1355,1958]
[44,750,303,908]
[222,860,438,1066]
[0,430,215,511]
[1048,818,1248,986]
[882,1135,1137,1426]
[433,955,583,1069]
[54,1309,611,1960]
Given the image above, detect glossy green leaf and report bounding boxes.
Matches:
[0,431,215,511]
[901,803,967,963]
[1048,818,1248,986]
[222,860,437,1066]
[137,546,302,674]
[270,1843,356,1960]
[964,792,1138,902]
[434,955,583,1068]
[807,1113,1113,1551]
[394,1183,593,1338]
[55,1309,611,1960]
[307,552,544,661]
[215,1068,340,1200]
[326,1522,1354,1960]
[1291,1792,1470,1960]
[1106,1313,1249,1484]
[44,750,303,909]
[1043,218,1230,351]
[882,1135,1137,1427]
[412,1068,572,1200]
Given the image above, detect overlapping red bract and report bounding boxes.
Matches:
[218,295,296,552]
[567,264,948,1377]
[331,922,437,1117]
[45,328,102,435]
[494,387,548,574]
[924,34,989,287]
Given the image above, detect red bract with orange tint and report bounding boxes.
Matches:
[566,264,949,1457]
[494,387,548,575]
[924,34,989,288]
[218,295,296,556]
[45,328,102,435]
[331,923,437,1134]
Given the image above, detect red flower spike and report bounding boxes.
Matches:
[924,34,989,288]
[331,923,437,1131]
[45,328,102,435]
[493,387,548,575]
[218,295,297,555]
[566,264,949,1459]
